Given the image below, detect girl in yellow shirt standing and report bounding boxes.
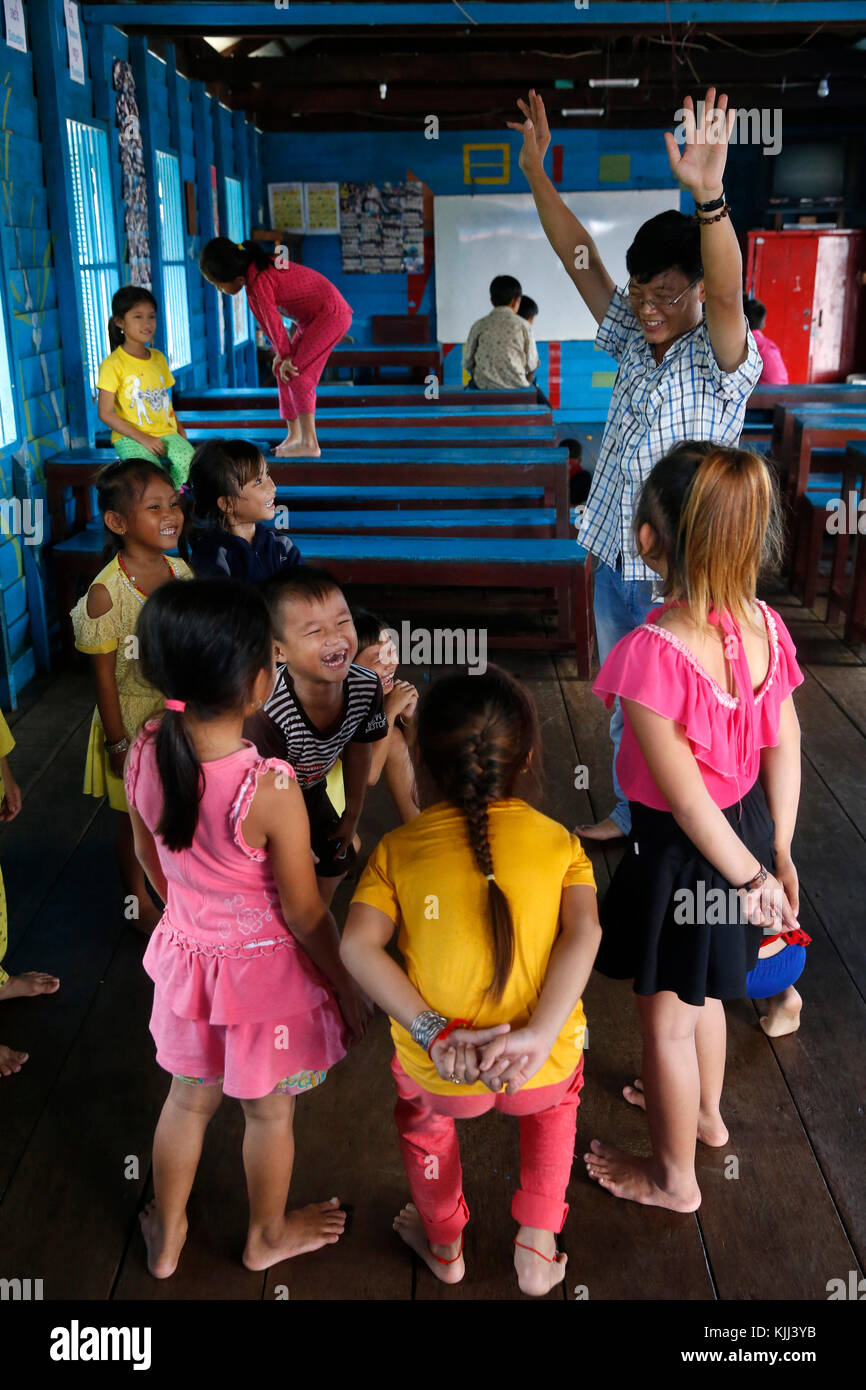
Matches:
[341,667,602,1297]
[0,713,60,1077]
[97,287,194,490]
[70,460,193,934]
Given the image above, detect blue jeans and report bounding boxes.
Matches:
[593,559,657,834]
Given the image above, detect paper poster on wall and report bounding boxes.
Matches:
[268,182,305,234]
[304,182,340,235]
[64,0,85,84]
[339,181,425,274]
[3,0,27,53]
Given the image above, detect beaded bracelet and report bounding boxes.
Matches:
[694,204,731,225]
[694,191,726,212]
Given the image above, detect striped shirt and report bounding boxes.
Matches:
[578,289,763,582]
[259,662,386,788]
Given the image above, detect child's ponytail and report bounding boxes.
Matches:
[416,667,541,1003]
[633,441,783,630]
[136,579,274,850]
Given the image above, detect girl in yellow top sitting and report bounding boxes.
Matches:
[341,667,602,1297]
[97,287,194,490]
[0,713,60,1077]
[70,460,193,933]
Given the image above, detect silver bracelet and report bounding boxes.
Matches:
[409,1009,448,1053]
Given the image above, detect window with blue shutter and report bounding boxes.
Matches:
[155,150,191,370]
[224,176,250,346]
[66,120,119,396]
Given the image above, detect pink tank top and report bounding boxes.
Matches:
[593,600,803,813]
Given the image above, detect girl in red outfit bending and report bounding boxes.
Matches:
[200,239,353,458]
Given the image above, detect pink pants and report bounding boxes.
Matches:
[279,305,353,419]
[391,1053,585,1245]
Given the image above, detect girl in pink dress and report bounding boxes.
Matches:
[583,441,804,1214]
[126,578,369,1278]
[199,238,353,459]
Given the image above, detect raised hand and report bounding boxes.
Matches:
[664,87,732,199]
[506,89,552,176]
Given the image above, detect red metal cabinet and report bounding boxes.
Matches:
[746,229,866,383]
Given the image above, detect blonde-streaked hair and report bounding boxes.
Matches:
[633,441,783,631]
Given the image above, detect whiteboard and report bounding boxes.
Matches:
[434,189,681,343]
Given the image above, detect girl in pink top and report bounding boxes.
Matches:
[583,441,804,1214]
[200,238,353,458]
[126,578,369,1278]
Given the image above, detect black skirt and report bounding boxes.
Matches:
[596,781,772,1006]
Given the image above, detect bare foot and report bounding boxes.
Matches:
[574,816,626,843]
[393,1203,464,1285]
[0,971,60,1001]
[584,1138,701,1211]
[760,986,802,1038]
[243,1197,346,1270]
[0,1043,29,1077]
[139,1199,188,1279]
[623,1078,728,1147]
[514,1225,567,1297]
[273,440,321,459]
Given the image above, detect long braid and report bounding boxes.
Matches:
[457,724,515,1001]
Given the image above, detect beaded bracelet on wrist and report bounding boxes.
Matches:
[693,204,731,225]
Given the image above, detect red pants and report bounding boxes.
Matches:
[391,1053,585,1245]
[279,305,353,418]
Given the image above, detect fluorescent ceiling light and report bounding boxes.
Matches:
[561,107,605,116]
[588,77,640,88]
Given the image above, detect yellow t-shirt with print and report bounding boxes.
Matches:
[351,798,596,1095]
[97,346,178,442]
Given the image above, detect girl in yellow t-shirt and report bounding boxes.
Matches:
[97,287,194,489]
[0,714,60,1077]
[341,667,602,1297]
[70,460,193,934]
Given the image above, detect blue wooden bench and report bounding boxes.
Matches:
[94,424,557,451]
[175,385,542,410]
[51,524,593,677]
[173,405,553,430]
[46,447,570,541]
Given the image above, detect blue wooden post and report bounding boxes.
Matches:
[29,0,93,445]
[128,35,167,357]
[232,109,255,384]
[212,101,236,387]
[190,79,223,389]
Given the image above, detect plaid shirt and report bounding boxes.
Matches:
[578,289,763,582]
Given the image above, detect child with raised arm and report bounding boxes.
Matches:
[509,87,762,843]
[0,717,59,1077]
[97,287,194,489]
[128,580,368,1278]
[199,239,352,459]
[245,568,387,907]
[340,668,601,1297]
[70,460,193,933]
[185,437,303,582]
[584,442,805,1211]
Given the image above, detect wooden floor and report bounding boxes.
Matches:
[1,580,864,1302]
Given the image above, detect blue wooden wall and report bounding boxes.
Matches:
[0,3,261,706]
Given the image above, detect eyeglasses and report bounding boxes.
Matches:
[626,276,702,311]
